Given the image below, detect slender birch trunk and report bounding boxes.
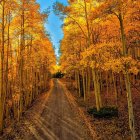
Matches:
[119,12,136,140]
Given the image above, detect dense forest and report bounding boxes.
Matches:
[59,0,140,140]
[0,0,56,135]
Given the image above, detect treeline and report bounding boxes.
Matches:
[58,0,139,140]
[0,0,56,133]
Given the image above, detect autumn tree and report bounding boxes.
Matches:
[59,0,139,139]
[0,0,56,133]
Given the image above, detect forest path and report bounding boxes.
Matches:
[2,79,92,140]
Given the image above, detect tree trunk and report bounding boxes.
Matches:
[119,12,136,140]
[0,1,5,133]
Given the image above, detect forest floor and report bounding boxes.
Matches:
[0,79,93,140]
[62,78,140,140]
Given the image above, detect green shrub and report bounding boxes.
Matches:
[52,71,64,78]
[87,107,118,118]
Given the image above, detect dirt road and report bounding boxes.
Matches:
[1,79,92,140]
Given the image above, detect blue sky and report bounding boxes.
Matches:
[36,0,68,57]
